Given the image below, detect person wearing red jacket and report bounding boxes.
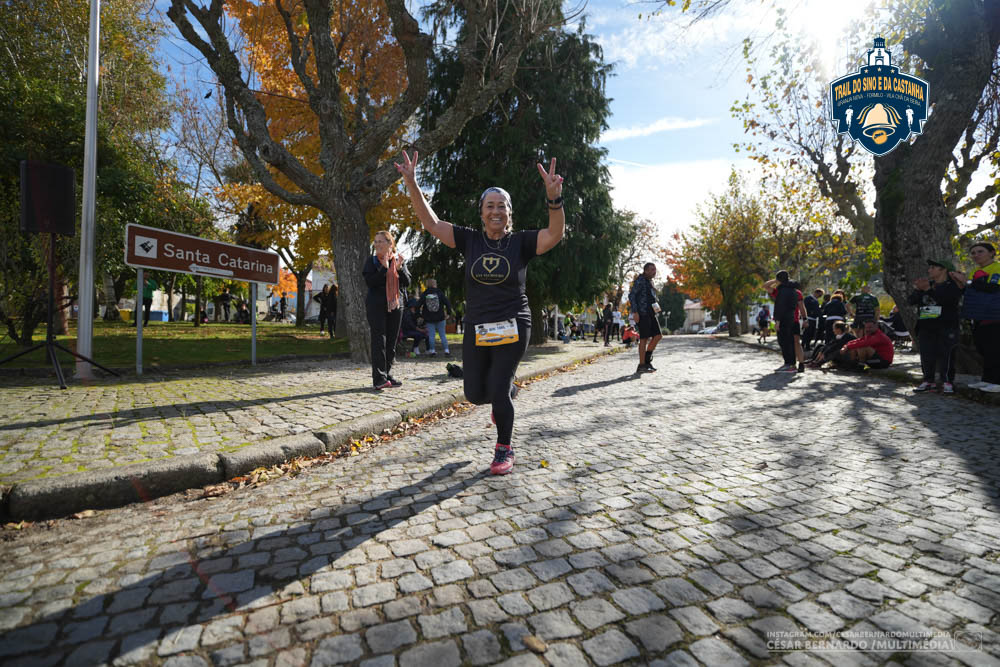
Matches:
[831,319,894,370]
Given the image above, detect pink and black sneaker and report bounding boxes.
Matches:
[490,444,515,475]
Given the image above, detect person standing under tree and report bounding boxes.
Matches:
[417,278,453,356]
[908,259,964,394]
[132,275,158,327]
[396,150,565,476]
[628,262,663,373]
[220,287,233,322]
[602,302,613,347]
[363,231,411,389]
[314,284,331,334]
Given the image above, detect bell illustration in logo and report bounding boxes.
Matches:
[857,103,902,146]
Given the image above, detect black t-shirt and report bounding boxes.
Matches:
[452,226,539,327]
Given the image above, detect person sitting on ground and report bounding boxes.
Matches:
[829,319,894,371]
[400,300,430,357]
[882,304,906,333]
[805,321,855,368]
[235,301,251,324]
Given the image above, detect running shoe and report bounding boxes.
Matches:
[387,376,403,387]
[941,382,954,394]
[444,350,451,356]
[374,380,392,390]
[490,444,515,475]
[980,383,1000,393]
[797,363,805,373]
[645,362,657,372]
[776,366,797,373]
[429,351,436,357]
[913,382,936,392]
[636,364,647,374]
[775,364,791,371]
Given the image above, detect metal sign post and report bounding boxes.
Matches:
[136,267,143,376]
[124,224,279,376]
[251,283,257,366]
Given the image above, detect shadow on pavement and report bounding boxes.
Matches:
[0,461,478,663]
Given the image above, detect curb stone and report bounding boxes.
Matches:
[6,453,222,520]
[218,433,327,480]
[1,344,622,521]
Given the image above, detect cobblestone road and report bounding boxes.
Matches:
[0,342,606,486]
[1,337,998,666]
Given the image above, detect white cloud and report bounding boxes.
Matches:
[606,157,759,248]
[601,117,715,142]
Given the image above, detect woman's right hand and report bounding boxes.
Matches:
[395,150,418,181]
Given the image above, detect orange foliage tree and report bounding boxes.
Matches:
[168,0,566,361]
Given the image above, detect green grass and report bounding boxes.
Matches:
[0,320,356,369]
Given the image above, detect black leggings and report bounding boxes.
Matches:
[367,304,402,386]
[918,325,958,383]
[463,321,530,447]
[973,321,1000,384]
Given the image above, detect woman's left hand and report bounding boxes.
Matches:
[536,158,563,200]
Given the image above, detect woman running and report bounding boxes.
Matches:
[395,150,565,474]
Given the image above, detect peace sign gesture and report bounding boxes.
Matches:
[395,149,419,182]
[536,157,564,200]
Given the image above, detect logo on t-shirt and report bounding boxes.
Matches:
[472,253,510,285]
[425,293,440,313]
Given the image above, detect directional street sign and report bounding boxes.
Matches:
[125,224,279,283]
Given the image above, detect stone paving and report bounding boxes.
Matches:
[0,340,612,487]
[0,336,999,666]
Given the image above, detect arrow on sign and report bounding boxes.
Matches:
[189,264,234,277]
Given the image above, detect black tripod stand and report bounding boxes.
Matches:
[0,234,119,389]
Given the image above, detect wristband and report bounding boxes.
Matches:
[546,196,563,206]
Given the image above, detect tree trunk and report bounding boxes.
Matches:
[527,287,546,345]
[874,0,1000,344]
[167,274,177,322]
[194,276,202,327]
[179,284,187,322]
[294,267,310,327]
[328,206,374,362]
[726,305,739,337]
[101,271,120,322]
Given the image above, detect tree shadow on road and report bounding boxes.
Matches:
[0,461,479,664]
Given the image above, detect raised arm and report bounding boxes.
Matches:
[395,150,456,248]
[536,158,565,255]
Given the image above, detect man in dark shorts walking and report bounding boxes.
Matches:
[628,262,663,373]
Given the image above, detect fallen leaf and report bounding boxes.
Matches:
[540,460,549,468]
[523,635,548,653]
[72,510,96,519]
[202,484,232,498]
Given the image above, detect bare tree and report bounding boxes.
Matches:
[167,0,571,361]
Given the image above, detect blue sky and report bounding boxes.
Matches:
[154,0,876,247]
[579,0,875,245]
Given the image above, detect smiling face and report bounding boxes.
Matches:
[373,233,393,258]
[480,192,511,238]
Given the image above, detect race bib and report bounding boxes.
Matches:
[475,319,518,346]
[919,305,942,319]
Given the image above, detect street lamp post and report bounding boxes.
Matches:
[76,0,101,380]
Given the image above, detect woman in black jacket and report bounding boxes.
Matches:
[362,230,411,389]
[821,291,849,343]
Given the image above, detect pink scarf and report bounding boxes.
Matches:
[384,256,399,312]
